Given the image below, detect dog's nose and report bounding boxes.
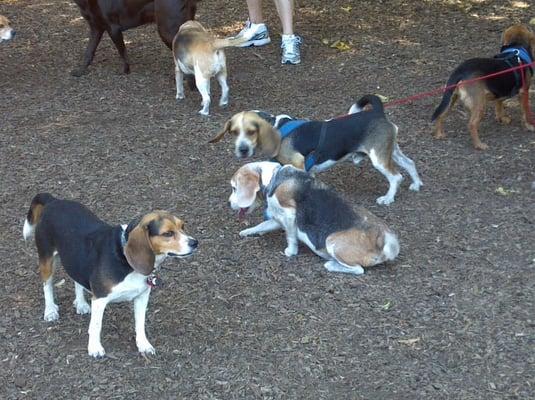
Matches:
[188,238,198,249]
[238,145,249,157]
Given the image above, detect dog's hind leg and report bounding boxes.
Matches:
[108,27,130,74]
[71,26,104,77]
[368,149,402,205]
[194,65,211,116]
[73,282,91,315]
[39,255,59,321]
[392,144,423,192]
[467,100,487,150]
[495,99,512,124]
[175,62,185,100]
[216,67,229,108]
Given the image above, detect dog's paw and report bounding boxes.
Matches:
[433,131,446,140]
[219,98,229,108]
[198,109,210,117]
[122,63,130,74]
[409,181,423,192]
[88,343,106,358]
[239,228,257,237]
[324,260,364,275]
[525,123,535,132]
[44,304,59,322]
[73,299,91,315]
[376,195,394,205]
[284,246,298,257]
[474,141,489,150]
[176,94,185,101]
[496,115,512,125]
[137,341,156,355]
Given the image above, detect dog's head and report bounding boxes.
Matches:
[124,211,198,275]
[209,111,281,158]
[0,15,15,43]
[502,24,535,58]
[229,162,280,218]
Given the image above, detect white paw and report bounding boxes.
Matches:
[324,261,364,275]
[376,195,394,205]
[198,108,210,116]
[74,300,91,315]
[219,99,229,108]
[409,181,422,192]
[284,246,298,257]
[239,228,256,237]
[44,304,59,321]
[525,123,535,132]
[88,343,106,358]
[176,94,185,100]
[137,340,156,355]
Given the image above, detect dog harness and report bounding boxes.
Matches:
[278,119,309,139]
[495,45,534,94]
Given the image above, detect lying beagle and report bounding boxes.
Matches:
[0,15,15,42]
[23,193,198,358]
[432,24,535,150]
[229,162,400,275]
[173,20,247,116]
[211,95,423,205]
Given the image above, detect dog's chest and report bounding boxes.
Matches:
[108,272,150,303]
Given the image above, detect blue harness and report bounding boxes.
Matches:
[495,46,534,90]
[278,119,308,139]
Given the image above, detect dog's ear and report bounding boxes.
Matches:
[257,121,281,157]
[235,169,260,208]
[209,119,231,143]
[124,223,155,275]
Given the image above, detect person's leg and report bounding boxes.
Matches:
[247,0,264,24]
[273,0,293,35]
[274,0,301,64]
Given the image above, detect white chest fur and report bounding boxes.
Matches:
[108,272,150,303]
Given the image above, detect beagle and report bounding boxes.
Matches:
[23,193,198,358]
[211,95,423,205]
[229,162,400,275]
[432,24,535,150]
[0,15,15,42]
[172,20,247,116]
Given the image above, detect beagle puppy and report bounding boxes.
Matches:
[229,162,400,275]
[211,95,423,205]
[172,20,247,116]
[432,24,535,150]
[23,193,198,358]
[0,15,15,42]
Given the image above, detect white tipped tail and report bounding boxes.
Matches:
[383,231,400,261]
[23,219,35,240]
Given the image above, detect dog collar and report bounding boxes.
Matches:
[146,274,162,289]
[120,226,128,248]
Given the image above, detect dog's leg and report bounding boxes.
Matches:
[73,282,91,315]
[71,26,104,77]
[194,65,211,116]
[468,102,488,150]
[283,215,299,257]
[239,219,282,237]
[324,260,364,275]
[175,62,185,100]
[87,297,108,358]
[40,255,59,321]
[216,68,229,108]
[392,144,423,192]
[134,289,155,355]
[369,150,403,205]
[495,100,512,125]
[108,27,130,74]
[519,89,535,131]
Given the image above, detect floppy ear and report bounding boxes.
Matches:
[257,121,281,157]
[209,119,231,143]
[124,225,155,275]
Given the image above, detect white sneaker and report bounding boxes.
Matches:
[232,20,271,47]
[281,34,302,65]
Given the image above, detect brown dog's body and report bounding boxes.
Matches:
[172,21,247,115]
[0,15,15,42]
[432,25,535,149]
[71,0,197,76]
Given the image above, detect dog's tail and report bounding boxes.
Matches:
[431,70,464,122]
[213,35,249,50]
[349,94,385,115]
[23,193,55,240]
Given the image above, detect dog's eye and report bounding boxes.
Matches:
[162,231,175,238]
[230,130,238,136]
[246,130,255,136]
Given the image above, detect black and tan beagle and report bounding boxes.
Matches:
[211,95,423,205]
[23,193,198,358]
[432,24,535,150]
[229,162,400,275]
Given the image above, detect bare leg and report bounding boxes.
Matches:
[247,0,264,23]
[273,0,294,35]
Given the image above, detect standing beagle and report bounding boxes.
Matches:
[229,162,399,275]
[23,193,198,358]
[211,95,423,205]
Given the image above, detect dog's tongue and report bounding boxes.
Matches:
[238,208,247,221]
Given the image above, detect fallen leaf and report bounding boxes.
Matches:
[530,17,535,26]
[321,38,329,45]
[330,40,351,51]
[341,6,352,12]
[381,300,392,310]
[398,338,420,345]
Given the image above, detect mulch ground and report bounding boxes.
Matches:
[1,0,534,399]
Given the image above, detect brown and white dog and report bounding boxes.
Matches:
[0,15,15,42]
[211,95,422,205]
[432,24,535,149]
[23,193,198,358]
[172,20,247,115]
[229,162,399,275]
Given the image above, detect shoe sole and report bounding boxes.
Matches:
[237,38,272,48]
[281,59,301,65]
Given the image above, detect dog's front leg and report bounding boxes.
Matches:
[108,27,130,74]
[87,297,108,358]
[239,219,282,237]
[71,26,104,77]
[134,288,155,355]
[283,214,299,257]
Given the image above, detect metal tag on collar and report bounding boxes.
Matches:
[146,274,162,288]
